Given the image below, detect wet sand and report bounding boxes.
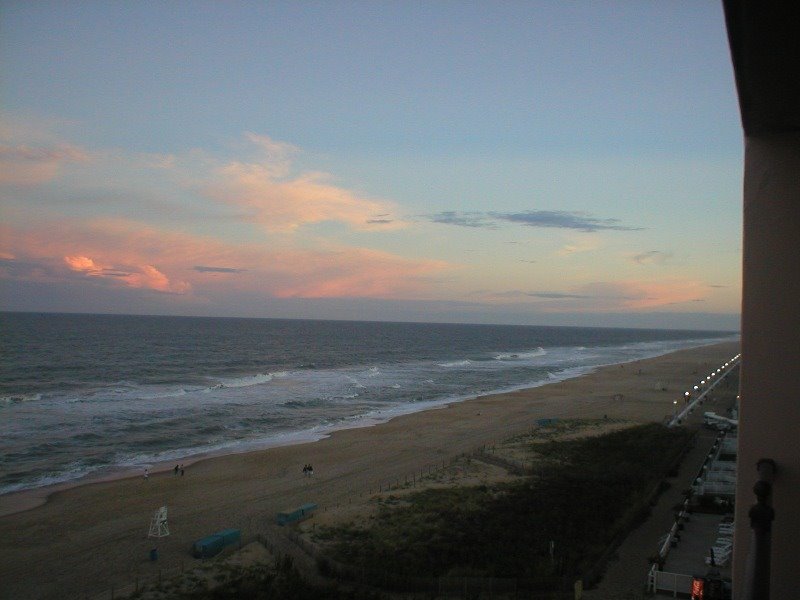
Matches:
[0,341,739,599]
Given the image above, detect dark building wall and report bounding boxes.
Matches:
[734,132,800,597]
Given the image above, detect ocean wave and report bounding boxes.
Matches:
[138,387,191,400]
[210,371,288,390]
[0,460,101,496]
[494,347,546,361]
[0,321,737,496]
[279,398,326,409]
[545,366,595,383]
[0,392,42,407]
[437,359,472,368]
[345,376,366,389]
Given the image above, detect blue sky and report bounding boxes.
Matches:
[1,1,742,330]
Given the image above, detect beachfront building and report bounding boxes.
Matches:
[647,428,738,598]
[722,2,800,598]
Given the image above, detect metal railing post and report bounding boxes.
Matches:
[743,458,776,600]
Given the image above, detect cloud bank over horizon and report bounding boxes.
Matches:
[0,113,742,327]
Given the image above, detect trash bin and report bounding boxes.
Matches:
[150,548,158,561]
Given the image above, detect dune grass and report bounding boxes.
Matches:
[316,423,691,590]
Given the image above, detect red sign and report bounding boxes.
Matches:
[691,577,705,599]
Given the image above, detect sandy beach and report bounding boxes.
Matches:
[0,341,739,599]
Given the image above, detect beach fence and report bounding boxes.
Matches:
[88,530,281,600]
[365,449,510,495]
[88,563,185,600]
[364,429,554,496]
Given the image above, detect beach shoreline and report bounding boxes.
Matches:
[0,339,735,519]
[0,341,740,600]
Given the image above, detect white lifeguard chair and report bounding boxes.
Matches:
[148,506,170,538]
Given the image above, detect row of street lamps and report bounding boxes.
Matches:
[670,353,742,426]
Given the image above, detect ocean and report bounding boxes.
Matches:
[0,312,737,496]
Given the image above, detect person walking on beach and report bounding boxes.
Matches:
[144,468,149,481]
[174,464,179,476]
[180,464,185,476]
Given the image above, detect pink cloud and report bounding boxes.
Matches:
[0,143,88,185]
[0,125,443,302]
[127,264,190,294]
[269,247,449,299]
[2,218,449,301]
[0,222,194,295]
[63,253,190,294]
[64,255,103,274]
[2,125,403,234]
[208,134,401,232]
[576,280,708,310]
[483,279,710,312]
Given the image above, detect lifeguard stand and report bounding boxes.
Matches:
[148,506,170,538]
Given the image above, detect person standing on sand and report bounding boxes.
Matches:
[144,468,149,480]
[174,464,179,476]
[180,464,185,476]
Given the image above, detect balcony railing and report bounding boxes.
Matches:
[742,458,776,600]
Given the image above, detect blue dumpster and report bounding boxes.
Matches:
[191,528,242,558]
[216,528,241,546]
[192,535,225,558]
[276,503,318,526]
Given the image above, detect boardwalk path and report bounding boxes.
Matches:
[583,426,721,599]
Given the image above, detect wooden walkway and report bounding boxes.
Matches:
[583,426,720,599]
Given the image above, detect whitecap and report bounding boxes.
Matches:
[214,371,288,390]
[494,347,546,361]
[0,393,42,407]
[437,359,472,368]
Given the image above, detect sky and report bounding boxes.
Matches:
[0,1,743,330]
